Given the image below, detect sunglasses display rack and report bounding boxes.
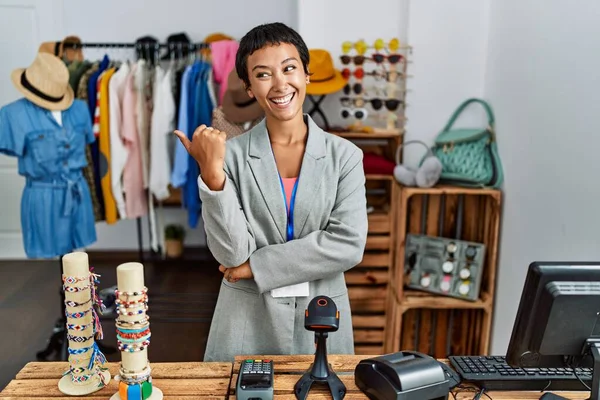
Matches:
[339,38,411,134]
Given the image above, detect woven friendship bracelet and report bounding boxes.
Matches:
[67,322,93,331]
[63,284,90,293]
[62,275,89,284]
[65,308,92,319]
[65,298,92,308]
[67,333,95,343]
[68,344,93,355]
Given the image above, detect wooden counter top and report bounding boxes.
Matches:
[0,356,591,399]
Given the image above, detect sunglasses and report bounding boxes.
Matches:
[342,67,365,80]
[371,53,404,64]
[340,97,366,108]
[343,83,363,95]
[367,98,403,111]
[340,55,368,65]
[341,107,369,120]
[369,70,403,81]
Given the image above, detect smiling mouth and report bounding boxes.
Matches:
[269,92,295,106]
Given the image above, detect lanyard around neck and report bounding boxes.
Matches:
[278,175,299,242]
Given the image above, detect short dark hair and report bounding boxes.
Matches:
[235,22,310,89]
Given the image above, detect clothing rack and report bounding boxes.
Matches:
[74,40,212,262]
[63,41,210,49]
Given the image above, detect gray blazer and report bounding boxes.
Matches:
[198,115,368,361]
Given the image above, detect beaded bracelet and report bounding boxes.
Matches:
[120,362,150,375]
[117,328,150,339]
[115,317,150,326]
[116,325,149,334]
[115,287,148,297]
[118,342,150,353]
[67,333,95,343]
[116,304,148,316]
[64,298,92,308]
[115,295,148,306]
[117,333,151,344]
[119,365,152,383]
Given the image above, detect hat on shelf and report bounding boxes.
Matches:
[221,69,264,123]
[11,52,74,111]
[161,32,192,60]
[306,49,347,96]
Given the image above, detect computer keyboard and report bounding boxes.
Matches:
[449,355,592,391]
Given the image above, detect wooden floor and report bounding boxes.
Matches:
[0,250,222,391]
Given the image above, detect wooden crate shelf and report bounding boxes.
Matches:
[347,174,399,355]
[398,289,492,310]
[393,306,491,359]
[385,185,502,356]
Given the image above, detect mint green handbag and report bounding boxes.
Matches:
[430,98,504,188]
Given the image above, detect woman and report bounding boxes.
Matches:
[174,22,368,361]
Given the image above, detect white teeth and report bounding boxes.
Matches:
[271,93,293,105]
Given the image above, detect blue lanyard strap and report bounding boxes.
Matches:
[278,175,299,242]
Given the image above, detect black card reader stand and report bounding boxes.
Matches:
[294,295,346,400]
[294,331,346,400]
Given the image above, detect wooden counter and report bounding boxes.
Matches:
[0,361,232,399]
[0,356,591,399]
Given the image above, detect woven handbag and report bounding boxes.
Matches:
[430,98,504,188]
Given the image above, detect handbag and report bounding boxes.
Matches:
[430,98,504,188]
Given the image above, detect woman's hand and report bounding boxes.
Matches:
[174,125,227,190]
[219,261,254,283]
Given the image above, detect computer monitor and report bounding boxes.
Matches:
[506,261,600,399]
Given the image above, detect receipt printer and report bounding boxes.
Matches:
[355,351,451,400]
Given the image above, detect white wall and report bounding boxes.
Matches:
[486,0,600,355]
[60,0,298,251]
[404,0,491,166]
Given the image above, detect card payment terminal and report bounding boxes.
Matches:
[236,359,274,400]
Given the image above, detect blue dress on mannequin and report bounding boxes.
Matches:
[0,98,97,258]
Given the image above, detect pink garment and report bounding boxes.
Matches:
[121,63,148,219]
[282,177,298,212]
[211,40,240,104]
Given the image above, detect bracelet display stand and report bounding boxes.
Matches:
[58,252,111,395]
[111,262,163,400]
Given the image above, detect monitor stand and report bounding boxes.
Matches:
[588,339,600,400]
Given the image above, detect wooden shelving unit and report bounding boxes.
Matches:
[384,185,502,357]
[328,129,403,355]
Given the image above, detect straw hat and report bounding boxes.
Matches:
[221,69,263,123]
[11,52,74,111]
[306,49,347,95]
